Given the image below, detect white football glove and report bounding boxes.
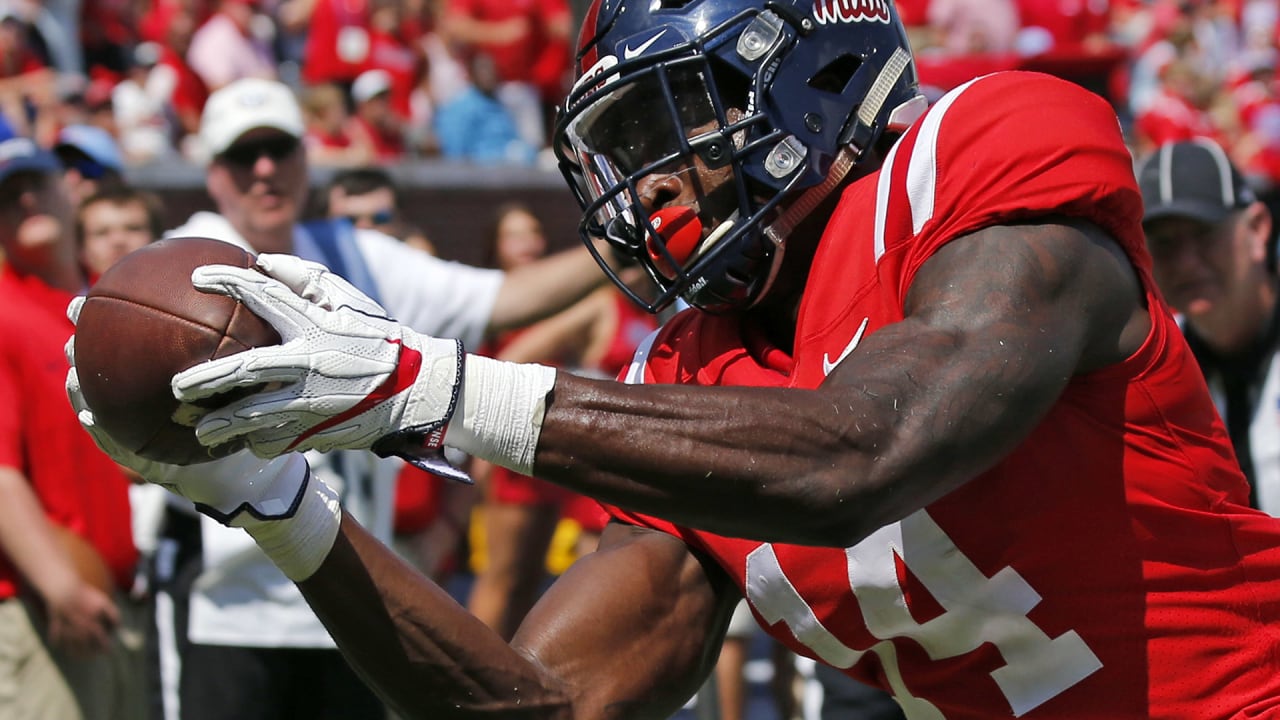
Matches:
[170,254,470,481]
[65,303,340,580]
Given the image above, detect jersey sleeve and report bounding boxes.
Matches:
[873,71,1146,307]
[601,310,790,544]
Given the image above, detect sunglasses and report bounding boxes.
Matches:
[219,136,301,166]
[342,209,395,226]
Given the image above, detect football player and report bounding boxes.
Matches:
[70,0,1280,717]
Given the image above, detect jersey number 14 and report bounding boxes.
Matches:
[744,510,1102,718]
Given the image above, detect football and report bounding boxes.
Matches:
[73,236,280,465]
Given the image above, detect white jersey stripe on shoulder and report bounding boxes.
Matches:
[873,137,903,262]
[622,328,661,385]
[905,77,981,235]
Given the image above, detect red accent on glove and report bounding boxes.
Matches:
[286,338,423,452]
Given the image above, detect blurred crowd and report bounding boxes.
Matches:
[0,0,572,167]
[0,0,1275,180]
[6,1,1280,720]
[893,0,1280,191]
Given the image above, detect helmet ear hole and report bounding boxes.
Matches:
[808,54,864,94]
[705,55,752,111]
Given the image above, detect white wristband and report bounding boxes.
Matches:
[446,355,557,475]
[244,469,342,581]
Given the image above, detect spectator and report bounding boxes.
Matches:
[1137,138,1280,511]
[146,4,208,160]
[924,0,1020,56]
[144,76,616,720]
[1128,3,1232,121]
[299,82,376,167]
[186,0,277,92]
[1015,0,1115,55]
[1226,49,1280,185]
[441,0,572,151]
[349,68,407,160]
[0,0,82,82]
[408,18,472,155]
[274,0,318,74]
[54,123,125,205]
[74,185,164,282]
[321,165,435,252]
[362,0,419,120]
[1133,57,1224,156]
[0,13,57,143]
[79,0,134,78]
[433,53,534,165]
[300,0,372,89]
[0,137,141,720]
[111,42,175,164]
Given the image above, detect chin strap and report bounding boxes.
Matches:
[762,145,859,248]
[758,45,926,265]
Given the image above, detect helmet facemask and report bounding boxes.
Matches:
[559,49,797,313]
[556,1,927,314]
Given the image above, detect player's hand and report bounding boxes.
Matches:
[66,296,314,526]
[170,254,469,481]
[67,360,311,526]
[69,296,341,581]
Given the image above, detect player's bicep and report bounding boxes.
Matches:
[818,219,1144,526]
[513,521,738,720]
[901,218,1145,378]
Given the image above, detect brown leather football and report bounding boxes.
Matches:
[73,236,280,465]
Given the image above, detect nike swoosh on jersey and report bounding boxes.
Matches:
[623,30,668,60]
[822,317,870,377]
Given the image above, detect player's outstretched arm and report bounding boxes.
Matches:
[524,219,1150,546]
[172,219,1147,547]
[299,517,738,719]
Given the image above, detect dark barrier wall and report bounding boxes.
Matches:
[127,160,586,270]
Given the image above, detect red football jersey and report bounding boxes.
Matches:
[609,72,1280,718]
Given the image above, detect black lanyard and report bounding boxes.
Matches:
[1187,304,1280,507]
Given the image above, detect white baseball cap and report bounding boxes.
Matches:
[200,78,306,158]
[351,69,392,104]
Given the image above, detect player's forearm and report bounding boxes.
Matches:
[530,375,897,547]
[298,514,574,719]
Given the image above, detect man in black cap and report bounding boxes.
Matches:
[1137,137,1280,512]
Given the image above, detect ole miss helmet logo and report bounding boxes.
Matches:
[813,0,891,24]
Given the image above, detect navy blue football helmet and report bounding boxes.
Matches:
[555,0,928,313]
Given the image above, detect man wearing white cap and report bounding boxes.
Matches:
[147,77,612,720]
[349,69,407,160]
